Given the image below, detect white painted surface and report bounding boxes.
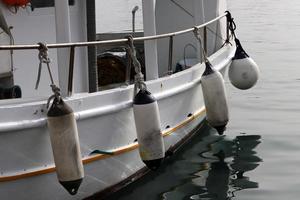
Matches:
[194,0,205,62]
[1,1,88,98]
[142,0,159,80]
[0,32,11,75]
[0,44,234,199]
[0,0,233,198]
[155,0,226,76]
[54,0,71,97]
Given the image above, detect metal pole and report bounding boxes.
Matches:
[167,36,173,75]
[226,17,230,43]
[86,0,98,93]
[0,14,227,51]
[203,26,207,55]
[142,0,159,80]
[54,0,71,97]
[67,46,75,96]
[125,48,132,85]
[132,6,139,33]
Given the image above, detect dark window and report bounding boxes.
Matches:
[31,0,75,9]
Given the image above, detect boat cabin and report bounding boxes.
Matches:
[0,0,226,100]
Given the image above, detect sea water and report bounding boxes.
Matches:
[97,0,300,199]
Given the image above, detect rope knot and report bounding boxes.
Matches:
[35,42,55,90]
[134,72,144,85]
[51,84,61,96]
[38,42,51,64]
[47,84,61,108]
[125,35,134,50]
[193,26,201,40]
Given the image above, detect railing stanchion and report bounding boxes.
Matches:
[167,35,174,75]
[203,26,207,55]
[67,46,75,96]
[226,17,230,43]
[125,47,132,85]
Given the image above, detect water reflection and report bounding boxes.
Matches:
[106,125,262,200]
[163,133,262,200]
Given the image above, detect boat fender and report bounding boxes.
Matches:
[47,98,84,195]
[229,38,260,90]
[201,61,229,135]
[133,89,165,170]
[2,0,29,7]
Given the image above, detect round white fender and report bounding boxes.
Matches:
[47,98,84,195]
[201,61,229,135]
[133,89,165,170]
[229,38,259,90]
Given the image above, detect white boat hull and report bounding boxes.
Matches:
[0,45,234,199]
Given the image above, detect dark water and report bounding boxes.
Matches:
[105,0,300,199]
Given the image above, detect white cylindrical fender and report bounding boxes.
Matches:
[133,89,165,170]
[229,38,260,90]
[47,98,84,195]
[201,61,229,135]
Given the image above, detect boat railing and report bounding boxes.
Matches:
[0,13,229,97]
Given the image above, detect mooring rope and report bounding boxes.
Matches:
[225,11,237,40]
[36,42,54,89]
[126,35,147,95]
[35,42,61,108]
[193,26,209,62]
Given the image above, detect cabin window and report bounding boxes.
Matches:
[30,0,75,9]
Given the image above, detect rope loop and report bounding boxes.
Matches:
[35,42,55,90]
[125,35,146,92]
[36,42,62,109]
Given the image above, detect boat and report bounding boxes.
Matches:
[0,0,259,199]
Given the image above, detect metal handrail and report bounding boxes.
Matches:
[0,13,229,96]
[0,13,227,50]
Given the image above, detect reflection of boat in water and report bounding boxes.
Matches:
[162,130,262,200]
[0,0,260,199]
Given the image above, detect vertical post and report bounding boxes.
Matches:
[226,15,230,43]
[132,12,136,33]
[132,6,139,34]
[125,47,132,85]
[194,0,205,63]
[86,0,98,93]
[68,46,75,97]
[142,0,159,80]
[167,36,173,75]
[54,0,71,97]
[203,26,207,55]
